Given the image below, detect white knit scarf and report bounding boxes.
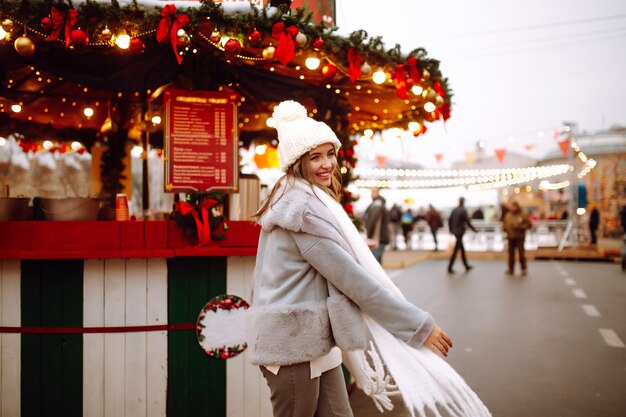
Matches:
[304,182,491,417]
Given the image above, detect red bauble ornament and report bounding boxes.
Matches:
[130,38,145,54]
[248,30,262,46]
[224,39,242,56]
[70,28,89,48]
[40,17,53,31]
[321,64,337,80]
[312,37,324,52]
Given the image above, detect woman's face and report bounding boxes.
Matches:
[307,142,337,187]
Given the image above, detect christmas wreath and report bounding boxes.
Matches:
[173,191,228,246]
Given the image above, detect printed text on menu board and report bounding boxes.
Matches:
[164,89,239,193]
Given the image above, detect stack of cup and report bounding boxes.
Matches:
[115,193,129,221]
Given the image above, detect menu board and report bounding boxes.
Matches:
[164,89,238,193]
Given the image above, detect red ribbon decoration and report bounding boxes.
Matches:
[175,199,218,246]
[347,48,362,83]
[271,22,299,66]
[393,64,408,99]
[433,80,446,98]
[156,4,190,65]
[406,57,421,85]
[47,7,78,47]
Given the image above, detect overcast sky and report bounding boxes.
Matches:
[336,0,626,167]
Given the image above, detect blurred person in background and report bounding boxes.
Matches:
[447,197,477,273]
[502,201,532,276]
[401,208,415,250]
[388,203,402,250]
[364,187,390,263]
[588,203,600,245]
[424,204,443,251]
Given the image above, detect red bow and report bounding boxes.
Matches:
[156,4,190,65]
[347,48,362,83]
[406,57,421,86]
[175,199,218,246]
[271,22,299,66]
[393,64,408,99]
[433,80,446,98]
[47,7,78,47]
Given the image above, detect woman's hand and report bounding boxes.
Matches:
[424,325,453,357]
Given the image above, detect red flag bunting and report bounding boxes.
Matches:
[557,139,570,158]
[494,148,506,164]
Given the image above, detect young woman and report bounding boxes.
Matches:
[248,100,489,417]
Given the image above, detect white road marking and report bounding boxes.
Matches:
[558,270,569,277]
[564,278,576,286]
[572,288,587,299]
[582,304,601,317]
[598,329,626,348]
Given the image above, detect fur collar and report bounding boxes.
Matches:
[259,178,312,232]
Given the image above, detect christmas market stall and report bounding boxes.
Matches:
[0,1,452,416]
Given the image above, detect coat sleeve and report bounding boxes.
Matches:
[293,233,435,347]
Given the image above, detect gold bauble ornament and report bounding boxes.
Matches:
[435,95,444,107]
[426,88,437,100]
[100,26,112,42]
[360,62,371,75]
[209,30,221,43]
[14,35,35,57]
[100,117,118,134]
[1,19,14,32]
[262,45,276,61]
[422,68,430,80]
[177,32,191,47]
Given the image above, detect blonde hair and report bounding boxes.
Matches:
[253,149,343,220]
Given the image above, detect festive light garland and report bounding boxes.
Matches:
[354,164,572,180]
[353,159,601,190]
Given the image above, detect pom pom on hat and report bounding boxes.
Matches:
[273,100,342,172]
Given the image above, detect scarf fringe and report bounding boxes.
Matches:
[303,182,491,417]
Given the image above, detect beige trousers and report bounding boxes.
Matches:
[260,363,354,417]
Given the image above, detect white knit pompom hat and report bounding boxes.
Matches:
[272,100,342,172]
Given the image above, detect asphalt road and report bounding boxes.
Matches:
[349,259,626,417]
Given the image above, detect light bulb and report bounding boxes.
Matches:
[266,117,276,128]
[151,115,162,125]
[411,85,423,96]
[83,107,94,117]
[255,144,267,155]
[116,34,131,49]
[0,137,6,146]
[131,145,144,158]
[408,121,420,132]
[11,104,21,113]
[305,57,320,70]
[372,70,387,84]
[0,26,7,40]
[43,140,53,150]
[424,102,436,112]
[71,141,83,151]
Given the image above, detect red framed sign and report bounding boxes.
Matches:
[164,89,239,193]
